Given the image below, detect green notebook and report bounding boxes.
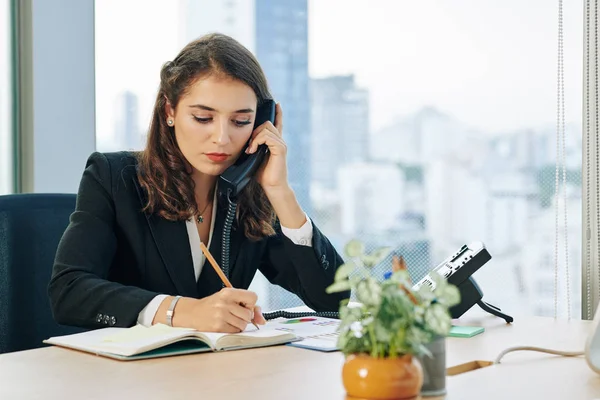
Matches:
[449,326,485,338]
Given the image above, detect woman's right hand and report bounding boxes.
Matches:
[155,289,266,333]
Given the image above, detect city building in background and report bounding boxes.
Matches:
[311,75,369,191]
[255,0,311,216]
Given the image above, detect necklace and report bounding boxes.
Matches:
[196,201,212,223]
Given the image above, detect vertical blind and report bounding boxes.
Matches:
[583,0,600,320]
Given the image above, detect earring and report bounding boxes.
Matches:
[167,119,174,126]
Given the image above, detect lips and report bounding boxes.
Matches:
[205,153,229,162]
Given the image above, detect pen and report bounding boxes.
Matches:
[199,242,260,330]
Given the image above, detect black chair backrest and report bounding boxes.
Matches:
[0,193,83,354]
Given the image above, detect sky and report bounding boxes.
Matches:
[94,0,584,148]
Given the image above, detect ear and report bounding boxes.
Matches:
[164,98,175,121]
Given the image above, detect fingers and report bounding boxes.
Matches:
[214,288,265,332]
[229,302,253,323]
[274,102,283,133]
[246,129,286,155]
[253,305,266,325]
[220,288,258,308]
[224,307,252,332]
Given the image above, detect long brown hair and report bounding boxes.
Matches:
[137,33,276,240]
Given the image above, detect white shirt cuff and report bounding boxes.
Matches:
[280,213,313,247]
[137,294,169,326]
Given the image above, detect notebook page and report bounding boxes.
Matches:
[97,324,200,355]
[200,325,297,350]
[45,324,201,357]
[102,324,194,343]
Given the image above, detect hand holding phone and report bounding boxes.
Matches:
[218,99,276,200]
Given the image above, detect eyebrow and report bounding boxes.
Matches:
[188,104,254,113]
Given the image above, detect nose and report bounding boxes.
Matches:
[211,117,231,145]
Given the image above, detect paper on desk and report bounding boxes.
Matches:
[264,317,341,351]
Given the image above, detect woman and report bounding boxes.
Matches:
[48,33,347,333]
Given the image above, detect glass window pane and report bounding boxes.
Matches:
[0,0,13,195]
[95,0,583,317]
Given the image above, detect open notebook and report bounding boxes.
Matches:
[43,323,298,361]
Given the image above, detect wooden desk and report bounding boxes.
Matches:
[1,314,599,400]
[447,315,600,399]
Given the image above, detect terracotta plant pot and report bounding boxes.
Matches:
[342,353,423,400]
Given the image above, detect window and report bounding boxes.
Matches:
[0,0,14,194]
[95,1,583,317]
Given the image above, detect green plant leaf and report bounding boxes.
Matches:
[424,304,453,335]
[339,304,364,323]
[361,254,381,268]
[417,283,436,302]
[326,280,352,294]
[374,320,392,342]
[356,278,382,307]
[369,247,393,262]
[334,261,356,282]
[336,239,458,358]
[344,239,365,258]
[436,284,461,307]
[424,274,460,306]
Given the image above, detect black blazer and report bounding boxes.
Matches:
[48,152,347,329]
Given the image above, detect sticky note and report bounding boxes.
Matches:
[449,326,485,338]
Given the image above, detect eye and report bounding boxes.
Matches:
[233,120,252,127]
[193,116,212,124]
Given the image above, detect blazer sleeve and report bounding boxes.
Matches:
[258,219,350,312]
[48,152,159,329]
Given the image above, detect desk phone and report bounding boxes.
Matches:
[413,242,513,323]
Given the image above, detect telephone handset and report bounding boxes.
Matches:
[218,99,276,200]
[218,99,276,281]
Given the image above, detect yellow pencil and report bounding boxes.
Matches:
[199,242,260,330]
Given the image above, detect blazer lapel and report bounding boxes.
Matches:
[132,177,198,298]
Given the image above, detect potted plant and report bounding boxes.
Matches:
[326,240,460,400]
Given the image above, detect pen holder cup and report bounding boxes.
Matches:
[416,336,447,397]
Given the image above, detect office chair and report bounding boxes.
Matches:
[0,193,83,354]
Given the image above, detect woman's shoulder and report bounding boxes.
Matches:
[85,151,139,174]
[83,151,141,191]
[86,150,138,167]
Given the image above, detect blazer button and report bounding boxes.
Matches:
[320,254,330,269]
[110,316,116,326]
[96,313,103,323]
[103,315,110,325]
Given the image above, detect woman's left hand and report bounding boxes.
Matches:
[247,103,289,193]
